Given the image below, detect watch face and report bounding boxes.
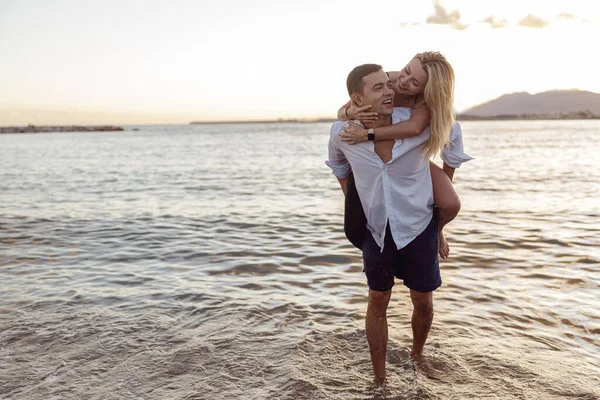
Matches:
[368,133,375,141]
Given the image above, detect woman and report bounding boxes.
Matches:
[336,51,472,259]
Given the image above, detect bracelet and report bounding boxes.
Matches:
[344,107,351,120]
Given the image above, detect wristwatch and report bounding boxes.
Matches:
[367,128,375,141]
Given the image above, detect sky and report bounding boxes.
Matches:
[1,0,600,124]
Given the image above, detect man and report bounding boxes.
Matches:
[326,64,441,381]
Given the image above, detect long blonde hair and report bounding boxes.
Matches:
[414,52,455,160]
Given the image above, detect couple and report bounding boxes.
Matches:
[326,52,472,382]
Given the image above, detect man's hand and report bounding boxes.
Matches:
[340,122,369,145]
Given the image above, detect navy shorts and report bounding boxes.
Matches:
[362,214,441,293]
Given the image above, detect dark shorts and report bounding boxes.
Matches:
[362,214,441,293]
[344,173,366,250]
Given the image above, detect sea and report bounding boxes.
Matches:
[1,120,599,400]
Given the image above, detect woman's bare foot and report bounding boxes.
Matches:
[439,230,450,259]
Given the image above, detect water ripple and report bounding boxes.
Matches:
[1,122,599,399]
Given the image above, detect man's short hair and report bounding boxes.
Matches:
[346,64,383,97]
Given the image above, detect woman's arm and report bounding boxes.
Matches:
[340,104,431,144]
[337,100,352,121]
[337,70,401,123]
[387,71,400,83]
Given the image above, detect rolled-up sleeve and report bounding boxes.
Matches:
[441,122,474,169]
[325,122,351,178]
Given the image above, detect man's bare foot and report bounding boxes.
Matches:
[372,376,387,386]
[438,230,449,259]
[410,353,436,378]
[410,349,423,359]
[368,377,391,397]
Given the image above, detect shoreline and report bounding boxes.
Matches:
[192,114,600,124]
[190,118,337,125]
[2,115,598,132]
[0,125,125,134]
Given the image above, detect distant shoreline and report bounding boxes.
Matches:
[2,114,598,132]
[191,114,600,124]
[0,125,125,134]
[190,115,600,125]
[190,118,337,125]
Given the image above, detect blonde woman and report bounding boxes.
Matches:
[337,52,472,259]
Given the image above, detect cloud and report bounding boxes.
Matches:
[426,0,468,30]
[399,22,421,28]
[452,21,469,31]
[557,12,575,20]
[406,2,588,32]
[482,15,508,29]
[518,14,550,29]
[554,13,599,24]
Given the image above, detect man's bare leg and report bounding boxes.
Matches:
[366,289,392,381]
[409,289,434,358]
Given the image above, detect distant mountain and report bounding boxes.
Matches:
[461,89,600,117]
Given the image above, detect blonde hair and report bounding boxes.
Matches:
[413,51,455,160]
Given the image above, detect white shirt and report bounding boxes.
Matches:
[441,122,474,168]
[326,107,472,251]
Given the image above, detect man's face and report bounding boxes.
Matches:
[395,58,428,95]
[355,70,395,116]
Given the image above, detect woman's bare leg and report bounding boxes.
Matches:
[429,162,461,259]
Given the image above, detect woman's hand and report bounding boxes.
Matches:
[340,121,369,145]
[347,103,378,123]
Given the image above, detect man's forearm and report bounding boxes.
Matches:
[442,163,455,182]
[337,176,350,196]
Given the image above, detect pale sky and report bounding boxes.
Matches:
[1,0,599,124]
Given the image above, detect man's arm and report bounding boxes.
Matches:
[326,123,352,194]
[337,176,350,197]
[442,162,455,182]
[440,122,474,174]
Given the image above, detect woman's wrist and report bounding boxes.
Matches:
[344,107,352,120]
[363,128,370,142]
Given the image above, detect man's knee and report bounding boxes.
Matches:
[369,289,391,314]
[410,291,433,315]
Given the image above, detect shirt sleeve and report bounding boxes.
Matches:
[441,122,474,169]
[325,122,351,178]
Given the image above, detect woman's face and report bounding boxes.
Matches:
[395,58,428,95]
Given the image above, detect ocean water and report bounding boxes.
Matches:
[0,120,599,400]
